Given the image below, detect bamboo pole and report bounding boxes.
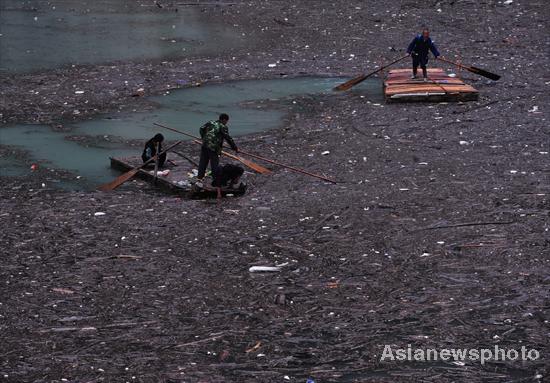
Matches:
[153,123,336,184]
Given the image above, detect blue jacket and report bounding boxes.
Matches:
[407,35,440,59]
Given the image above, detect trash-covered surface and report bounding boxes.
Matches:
[2,92,548,380]
[0,0,549,382]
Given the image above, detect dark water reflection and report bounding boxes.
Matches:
[0,0,245,73]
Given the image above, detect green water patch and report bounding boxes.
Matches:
[0,77,382,188]
[0,125,136,185]
[0,0,245,73]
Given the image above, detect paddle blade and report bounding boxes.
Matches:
[468,66,501,81]
[222,151,271,174]
[235,156,271,174]
[334,75,367,91]
[97,169,139,191]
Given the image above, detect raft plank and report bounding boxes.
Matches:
[384,68,478,103]
[110,156,246,198]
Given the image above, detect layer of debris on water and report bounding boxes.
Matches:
[0,1,548,382]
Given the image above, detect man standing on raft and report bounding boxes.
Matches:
[197,113,239,185]
[407,27,441,81]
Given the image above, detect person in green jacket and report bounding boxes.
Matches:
[197,113,239,181]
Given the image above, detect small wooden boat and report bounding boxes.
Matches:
[384,68,478,103]
[110,156,247,198]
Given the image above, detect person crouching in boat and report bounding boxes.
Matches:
[142,133,166,167]
[197,113,239,186]
[406,27,440,81]
[212,164,244,199]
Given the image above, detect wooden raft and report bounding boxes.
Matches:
[110,156,247,198]
[384,68,478,103]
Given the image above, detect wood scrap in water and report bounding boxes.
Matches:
[422,220,516,230]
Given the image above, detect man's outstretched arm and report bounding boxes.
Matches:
[222,126,238,152]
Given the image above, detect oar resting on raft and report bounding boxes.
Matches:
[436,56,501,81]
[153,122,337,184]
[97,140,183,191]
[152,123,270,174]
[334,54,409,91]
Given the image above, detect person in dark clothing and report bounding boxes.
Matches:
[197,113,239,182]
[406,28,440,81]
[211,164,244,199]
[142,133,166,167]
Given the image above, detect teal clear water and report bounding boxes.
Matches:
[0,77,381,188]
[0,125,137,185]
[0,0,245,73]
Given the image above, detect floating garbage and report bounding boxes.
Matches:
[151,169,170,177]
[249,266,281,273]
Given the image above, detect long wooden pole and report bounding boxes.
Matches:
[153,142,160,183]
[153,123,336,184]
[172,151,199,167]
[153,123,270,174]
[334,54,409,91]
[234,149,336,184]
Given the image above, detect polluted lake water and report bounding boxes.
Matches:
[0,0,245,73]
[0,77,382,189]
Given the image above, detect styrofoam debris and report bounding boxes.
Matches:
[151,169,170,176]
[94,212,106,216]
[249,266,281,272]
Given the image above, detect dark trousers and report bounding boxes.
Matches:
[412,55,429,78]
[198,146,219,179]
